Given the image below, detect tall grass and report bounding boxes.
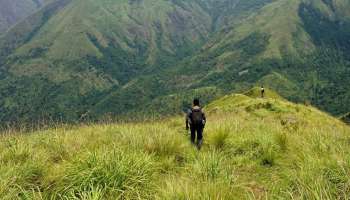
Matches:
[0,96,349,199]
[49,150,156,199]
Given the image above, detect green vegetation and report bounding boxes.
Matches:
[0,0,49,34]
[136,86,224,117]
[341,113,350,124]
[0,0,349,123]
[243,87,283,99]
[1,91,349,199]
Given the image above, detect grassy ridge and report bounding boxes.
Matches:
[1,92,350,199]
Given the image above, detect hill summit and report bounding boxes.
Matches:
[1,90,349,199]
[242,87,283,99]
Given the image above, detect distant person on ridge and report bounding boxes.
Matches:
[261,85,265,98]
[186,98,206,150]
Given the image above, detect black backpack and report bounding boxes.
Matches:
[190,108,204,125]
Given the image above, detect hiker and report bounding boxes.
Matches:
[186,98,206,150]
[261,85,265,98]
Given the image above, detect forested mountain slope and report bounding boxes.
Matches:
[0,0,349,123]
[0,0,49,34]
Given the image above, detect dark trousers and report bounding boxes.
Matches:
[190,124,203,145]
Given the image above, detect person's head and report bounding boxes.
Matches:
[193,98,200,106]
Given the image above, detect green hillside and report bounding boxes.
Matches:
[160,0,350,115]
[0,0,49,34]
[0,0,349,123]
[1,91,350,199]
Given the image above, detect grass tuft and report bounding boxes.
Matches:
[50,150,156,199]
[208,127,230,150]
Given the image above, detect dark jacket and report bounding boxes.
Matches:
[186,106,206,129]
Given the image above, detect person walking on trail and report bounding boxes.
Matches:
[186,98,206,150]
[261,85,265,98]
